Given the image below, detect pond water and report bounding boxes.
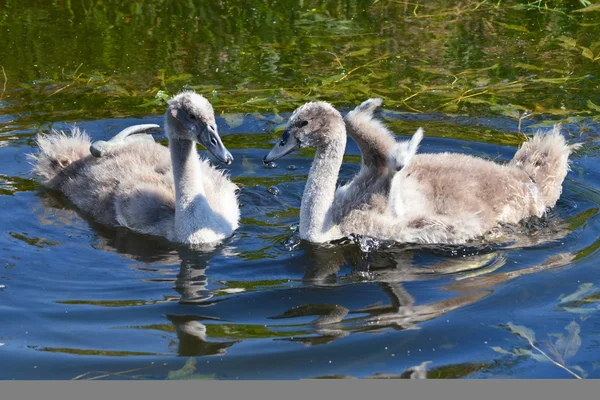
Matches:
[1,0,600,379]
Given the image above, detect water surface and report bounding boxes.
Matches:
[1,0,600,379]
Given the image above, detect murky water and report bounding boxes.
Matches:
[1,0,600,379]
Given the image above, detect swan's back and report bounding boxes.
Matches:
[339,151,543,244]
[398,152,539,223]
[55,140,173,226]
[33,134,238,236]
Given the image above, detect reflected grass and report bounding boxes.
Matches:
[1,0,600,130]
[8,232,57,248]
[0,175,39,195]
[57,296,179,307]
[134,322,307,340]
[38,347,161,356]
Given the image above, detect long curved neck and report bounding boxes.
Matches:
[170,138,205,207]
[300,134,346,242]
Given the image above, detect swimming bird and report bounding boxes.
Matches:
[30,90,240,246]
[264,101,579,244]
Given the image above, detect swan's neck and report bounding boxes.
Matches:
[167,132,232,245]
[170,138,205,206]
[300,135,346,242]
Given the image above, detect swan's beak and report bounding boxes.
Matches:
[264,129,300,164]
[199,125,233,165]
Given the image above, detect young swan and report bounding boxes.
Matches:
[30,90,240,246]
[356,124,581,244]
[265,101,579,245]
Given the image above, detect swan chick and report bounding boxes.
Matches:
[30,90,239,246]
[265,101,579,246]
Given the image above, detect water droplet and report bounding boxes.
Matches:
[358,236,380,253]
[354,270,374,279]
[264,161,277,169]
[287,165,297,170]
[284,236,301,251]
[267,186,280,195]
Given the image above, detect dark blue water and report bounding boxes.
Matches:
[1,108,599,379]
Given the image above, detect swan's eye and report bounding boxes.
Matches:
[189,114,196,120]
[300,120,308,127]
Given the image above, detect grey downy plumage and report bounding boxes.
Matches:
[264,101,579,244]
[30,90,240,246]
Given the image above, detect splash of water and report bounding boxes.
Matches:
[267,186,280,196]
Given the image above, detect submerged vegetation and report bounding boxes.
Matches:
[0,0,600,132]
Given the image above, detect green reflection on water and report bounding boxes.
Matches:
[38,347,161,357]
[1,0,599,130]
[0,175,39,195]
[135,322,307,339]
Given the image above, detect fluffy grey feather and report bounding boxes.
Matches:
[29,91,239,246]
[270,101,578,245]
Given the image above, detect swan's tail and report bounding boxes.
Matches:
[509,124,581,208]
[28,127,91,190]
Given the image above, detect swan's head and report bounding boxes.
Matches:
[165,90,233,165]
[387,128,424,172]
[264,101,344,163]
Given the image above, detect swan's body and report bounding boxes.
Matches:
[265,101,579,245]
[30,91,240,245]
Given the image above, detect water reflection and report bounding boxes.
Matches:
[36,190,486,350]
[167,315,237,358]
[274,243,498,345]
[28,162,598,374]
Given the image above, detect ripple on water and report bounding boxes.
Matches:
[1,114,600,380]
